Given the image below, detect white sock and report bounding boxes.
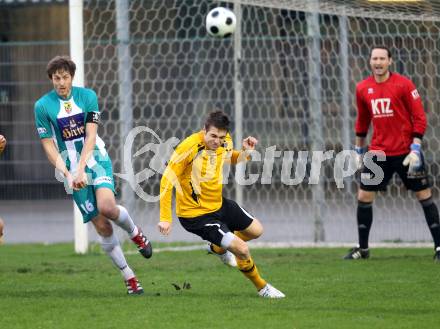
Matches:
[114,205,138,238]
[101,233,135,281]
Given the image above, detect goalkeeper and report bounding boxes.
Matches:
[345,46,440,261]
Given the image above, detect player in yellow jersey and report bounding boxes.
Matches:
[158,110,285,298]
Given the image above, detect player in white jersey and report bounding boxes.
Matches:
[34,56,152,294]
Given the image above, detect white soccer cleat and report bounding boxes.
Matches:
[218,250,237,267]
[206,243,237,267]
[258,283,286,299]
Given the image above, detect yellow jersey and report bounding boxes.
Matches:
[159,130,244,222]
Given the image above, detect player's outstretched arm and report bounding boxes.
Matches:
[231,136,258,164]
[157,146,190,235]
[41,138,73,189]
[158,166,177,236]
[242,136,258,150]
[0,135,6,155]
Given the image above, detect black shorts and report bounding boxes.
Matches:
[360,153,431,192]
[178,198,255,247]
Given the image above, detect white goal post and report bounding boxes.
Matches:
[71,0,440,252]
[69,0,88,254]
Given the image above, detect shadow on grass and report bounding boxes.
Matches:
[0,288,256,300]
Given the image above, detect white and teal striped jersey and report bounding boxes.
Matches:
[34,86,109,172]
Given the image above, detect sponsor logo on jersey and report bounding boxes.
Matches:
[94,176,113,186]
[371,98,394,118]
[63,101,72,114]
[368,88,374,94]
[57,112,85,141]
[411,89,420,100]
[37,127,47,135]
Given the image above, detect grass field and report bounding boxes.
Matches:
[1,243,439,329]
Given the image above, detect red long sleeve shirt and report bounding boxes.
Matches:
[355,72,426,156]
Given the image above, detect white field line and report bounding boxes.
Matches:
[122,241,433,255]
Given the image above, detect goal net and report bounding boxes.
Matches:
[81,0,440,245]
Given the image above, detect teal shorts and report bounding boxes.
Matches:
[73,159,115,223]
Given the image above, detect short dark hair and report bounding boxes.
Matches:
[370,46,392,59]
[204,110,230,131]
[46,55,76,79]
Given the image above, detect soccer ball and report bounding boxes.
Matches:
[206,7,236,38]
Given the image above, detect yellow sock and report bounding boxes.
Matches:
[234,231,251,242]
[210,243,226,255]
[236,257,267,290]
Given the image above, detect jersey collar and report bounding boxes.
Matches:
[373,71,393,84]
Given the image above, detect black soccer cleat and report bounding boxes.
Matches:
[434,247,440,262]
[343,247,370,260]
[131,227,153,259]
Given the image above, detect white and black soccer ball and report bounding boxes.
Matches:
[206,7,236,38]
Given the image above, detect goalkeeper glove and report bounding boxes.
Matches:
[354,146,367,170]
[402,143,422,174]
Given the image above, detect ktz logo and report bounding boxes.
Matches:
[371,98,393,116]
[64,101,72,114]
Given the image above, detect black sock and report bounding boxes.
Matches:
[357,201,373,249]
[420,197,440,249]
